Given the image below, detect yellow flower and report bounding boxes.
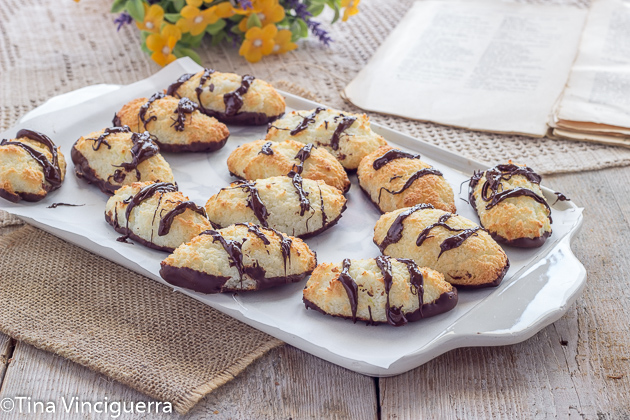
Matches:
[186,0,203,6]
[146,24,182,67]
[186,0,235,17]
[136,4,165,33]
[239,24,277,63]
[271,30,297,55]
[341,0,360,22]
[176,5,221,36]
[238,0,285,32]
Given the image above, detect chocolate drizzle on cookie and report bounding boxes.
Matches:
[317,184,328,227]
[226,181,270,227]
[200,230,253,284]
[375,256,426,326]
[166,73,195,97]
[1,129,63,189]
[292,143,315,174]
[224,75,255,116]
[373,149,421,170]
[87,126,131,151]
[414,213,481,258]
[287,171,311,216]
[194,68,215,114]
[290,107,326,135]
[109,131,160,184]
[116,182,178,243]
[158,200,207,236]
[170,97,198,132]
[330,115,357,151]
[259,141,274,156]
[138,92,166,129]
[377,168,444,204]
[469,164,550,217]
[338,259,359,323]
[378,204,435,251]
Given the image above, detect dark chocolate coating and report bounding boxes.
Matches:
[71,146,119,195]
[155,135,229,153]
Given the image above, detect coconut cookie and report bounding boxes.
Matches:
[113,93,230,153]
[303,257,458,326]
[166,69,285,125]
[357,145,456,213]
[374,204,509,288]
[105,181,213,252]
[0,129,67,203]
[71,126,174,194]
[160,223,317,293]
[469,163,552,248]
[266,108,388,170]
[205,174,347,238]
[227,140,351,192]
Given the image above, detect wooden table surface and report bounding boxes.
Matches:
[0,166,629,419]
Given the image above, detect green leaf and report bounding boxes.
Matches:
[297,18,308,38]
[126,0,145,22]
[171,0,185,12]
[110,0,127,14]
[307,4,325,16]
[141,41,151,55]
[140,30,151,42]
[247,13,262,29]
[331,3,340,24]
[188,32,206,48]
[211,32,226,46]
[164,13,180,23]
[174,46,202,64]
[290,20,303,41]
[206,19,227,35]
[231,24,243,34]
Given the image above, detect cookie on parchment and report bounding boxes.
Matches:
[160,223,317,293]
[166,69,285,125]
[303,256,457,326]
[205,174,347,238]
[105,181,213,252]
[266,107,387,170]
[227,139,350,192]
[113,93,230,153]
[357,145,455,213]
[373,204,509,288]
[71,126,174,194]
[0,129,66,203]
[469,163,552,248]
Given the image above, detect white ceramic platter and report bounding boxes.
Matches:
[0,58,585,376]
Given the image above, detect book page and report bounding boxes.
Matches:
[343,0,587,137]
[554,0,630,129]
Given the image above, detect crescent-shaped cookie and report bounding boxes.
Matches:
[105,181,213,252]
[160,223,317,293]
[113,93,230,153]
[227,139,351,192]
[205,174,347,238]
[373,205,509,288]
[357,145,455,213]
[166,69,285,125]
[0,129,66,203]
[303,257,458,326]
[71,126,174,194]
[469,163,552,247]
[266,108,388,170]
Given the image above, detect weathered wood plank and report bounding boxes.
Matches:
[379,168,630,419]
[0,342,377,419]
[0,333,13,391]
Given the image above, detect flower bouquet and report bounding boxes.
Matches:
[107,0,360,65]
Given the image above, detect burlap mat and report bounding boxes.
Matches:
[0,220,282,414]
[2,0,629,175]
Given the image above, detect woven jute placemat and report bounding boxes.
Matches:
[0,217,282,414]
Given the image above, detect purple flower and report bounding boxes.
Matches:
[113,12,133,32]
[308,20,333,46]
[283,0,333,46]
[237,0,253,10]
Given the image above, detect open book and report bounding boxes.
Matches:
[343,0,630,147]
